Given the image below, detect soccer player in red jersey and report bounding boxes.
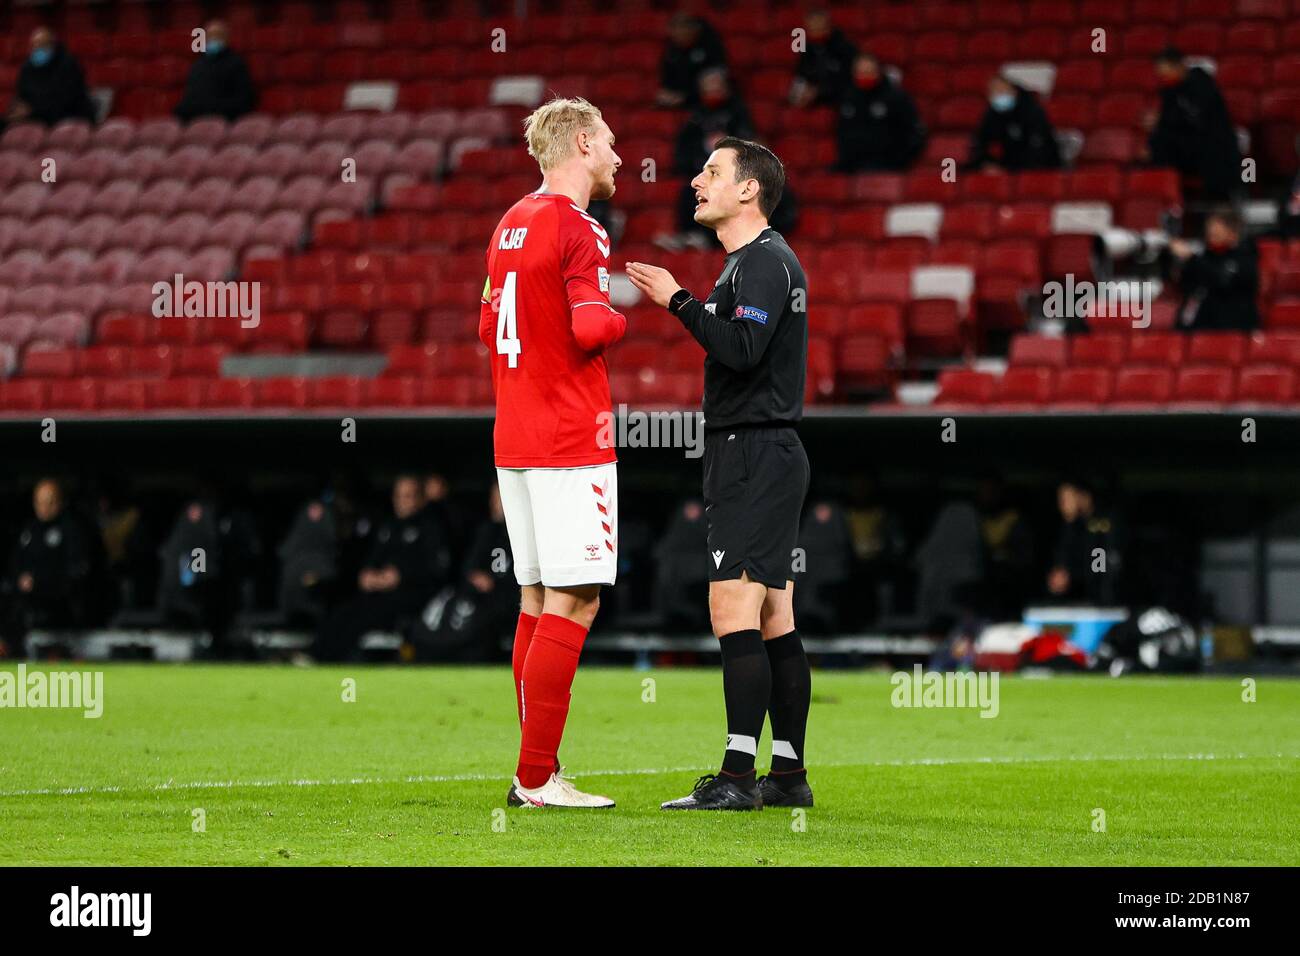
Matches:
[479,98,626,808]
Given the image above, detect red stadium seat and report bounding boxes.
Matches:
[837,335,894,393]
[0,379,48,411]
[861,270,912,304]
[1248,331,1300,366]
[1053,367,1114,407]
[1186,332,1247,367]
[1009,335,1069,368]
[941,204,994,240]
[934,368,996,405]
[1070,333,1128,366]
[1173,366,1235,405]
[1236,365,1296,404]
[907,299,966,357]
[1126,332,1187,366]
[993,366,1054,407]
[1268,300,1300,328]
[21,348,78,378]
[844,303,905,346]
[1110,367,1174,407]
[1079,128,1139,164]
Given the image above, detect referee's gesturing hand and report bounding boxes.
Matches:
[626,262,682,307]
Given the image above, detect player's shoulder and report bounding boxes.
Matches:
[744,230,805,282]
[556,200,611,256]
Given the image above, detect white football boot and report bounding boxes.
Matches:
[506,770,615,808]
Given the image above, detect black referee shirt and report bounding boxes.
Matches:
[669,227,808,430]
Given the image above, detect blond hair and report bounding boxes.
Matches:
[523,97,604,171]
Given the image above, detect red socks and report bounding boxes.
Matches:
[511,611,539,726]
[515,613,589,789]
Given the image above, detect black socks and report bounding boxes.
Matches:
[765,630,811,774]
[718,629,769,776]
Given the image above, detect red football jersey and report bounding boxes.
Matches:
[479,192,627,468]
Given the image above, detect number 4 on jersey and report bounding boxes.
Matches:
[496,271,521,368]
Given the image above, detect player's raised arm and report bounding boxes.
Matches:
[630,248,787,372]
[561,207,627,352]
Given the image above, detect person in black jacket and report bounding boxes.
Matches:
[1170,208,1260,332]
[1,479,95,652]
[313,475,451,661]
[790,10,857,108]
[1146,47,1241,201]
[656,14,728,109]
[1046,478,1123,606]
[835,53,926,171]
[5,28,95,128]
[658,69,755,249]
[174,20,257,122]
[967,75,1060,171]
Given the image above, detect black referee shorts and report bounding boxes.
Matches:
[702,425,810,590]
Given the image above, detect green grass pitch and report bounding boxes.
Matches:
[1,664,1296,866]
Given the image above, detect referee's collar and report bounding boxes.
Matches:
[727,226,776,256]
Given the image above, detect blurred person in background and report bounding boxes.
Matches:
[174,19,257,122]
[967,75,1060,171]
[914,500,985,633]
[834,53,926,172]
[5,27,95,128]
[1276,162,1300,238]
[313,475,451,662]
[1169,207,1260,331]
[1046,478,1124,606]
[659,69,755,250]
[422,471,468,566]
[976,473,1034,620]
[792,500,854,634]
[790,10,857,108]
[652,499,711,633]
[844,473,907,627]
[413,484,515,662]
[276,499,338,627]
[656,14,728,108]
[1,479,95,654]
[1145,47,1241,201]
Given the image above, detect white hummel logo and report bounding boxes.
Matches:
[712,549,725,568]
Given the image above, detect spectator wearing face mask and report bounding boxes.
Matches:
[5,28,96,128]
[174,19,257,123]
[834,53,926,172]
[1144,47,1241,202]
[655,68,756,250]
[1169,208,1260,332]
[789,9,858,108]
[656,14,728,109]
[967,75,1060,171]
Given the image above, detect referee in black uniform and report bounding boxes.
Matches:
[628,137,812,811]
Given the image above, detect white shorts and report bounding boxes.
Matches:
[496,462,618,588]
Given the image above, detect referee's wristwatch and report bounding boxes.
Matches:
[667,288,693,315]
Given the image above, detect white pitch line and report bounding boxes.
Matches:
[0,751,1294,800]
